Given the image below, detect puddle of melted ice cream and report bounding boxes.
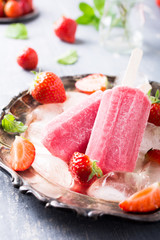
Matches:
[23,91,160,202]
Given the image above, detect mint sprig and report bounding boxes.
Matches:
[5,23,28,39]
[57,49,78,65]
[1,114,27,133]
[76,0,105,30]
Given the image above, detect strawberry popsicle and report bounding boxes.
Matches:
[42,91,103,163]
[86,86,151,174]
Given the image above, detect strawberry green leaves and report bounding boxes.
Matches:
[148,89,160,104]
[76,0,105,30]
[1,114,27,133]
[5,23,28,39]
[57,49,78,65]
[88,160,103,181]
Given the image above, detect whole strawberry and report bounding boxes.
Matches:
[0,1,4,17]
[54,16,77,43]
[19,0,33,15]
[17,47,38,70]
[156,0,160,7]
[30,71,66,104]
[148,89,160,126]
[145,149,160,165]
[4,0,23,18]
[69,152,103,186]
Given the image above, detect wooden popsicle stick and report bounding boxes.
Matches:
[121,48,143,87]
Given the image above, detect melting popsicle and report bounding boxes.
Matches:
[86,49,151,174]
[42,90,103,163]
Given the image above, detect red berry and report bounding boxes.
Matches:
[10,136,35,171]
[148,103,160,126]
[75,74,108,94]
[54,16,77,43]
[156,0,160,7]
[69,152,103,186]
[30,71,67,104]
[145,149,160,165]
[0,1,4,17]
[17,47,38,70]
[119,182,160,212]
[4,0,23,18]
[19,0,33,15]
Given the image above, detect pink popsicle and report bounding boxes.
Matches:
[42,90,103,163]
[86,86,151,174]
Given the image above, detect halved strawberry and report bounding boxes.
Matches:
[145,149,160,165]
[10,136,35,171]
[30,71,66,104]
[75,74,108,94]
[119,182,160,212]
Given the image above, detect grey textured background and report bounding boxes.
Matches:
[0,0,160,239]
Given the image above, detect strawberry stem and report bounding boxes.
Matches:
[88,160,103,182]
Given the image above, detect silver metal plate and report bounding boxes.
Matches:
[0,74,160,222]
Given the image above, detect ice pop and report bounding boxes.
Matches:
[42,90,103,163]
[86,49,151,174]
[85,86,151,173]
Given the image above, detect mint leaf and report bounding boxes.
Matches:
[57,50,78,65]
[91,16,100,30]
[93,0,105,16]
[1,114,27,133]
[76,15,93,24]
[79,2,95,16]
[5,23,28,39]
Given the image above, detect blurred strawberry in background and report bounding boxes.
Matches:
[54,16,77,43]
[4,0,23,18]
[1,0,33,18]
[0,1,4,17]
[19,0,33,15]
[156,0,160,7]
[17,47,38,70]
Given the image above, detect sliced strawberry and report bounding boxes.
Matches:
[75,74,108,94]
[145,149,160,165]
[30,71,66,104]
[54,16,77,43]
[119,182,160,212]
[10,136,35,171]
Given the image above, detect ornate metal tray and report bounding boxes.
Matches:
[0,8,39,23]
[0,74,160,222]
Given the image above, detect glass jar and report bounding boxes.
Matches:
[99,0,144,53]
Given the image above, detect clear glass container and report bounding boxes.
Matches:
[99,0,144,53]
